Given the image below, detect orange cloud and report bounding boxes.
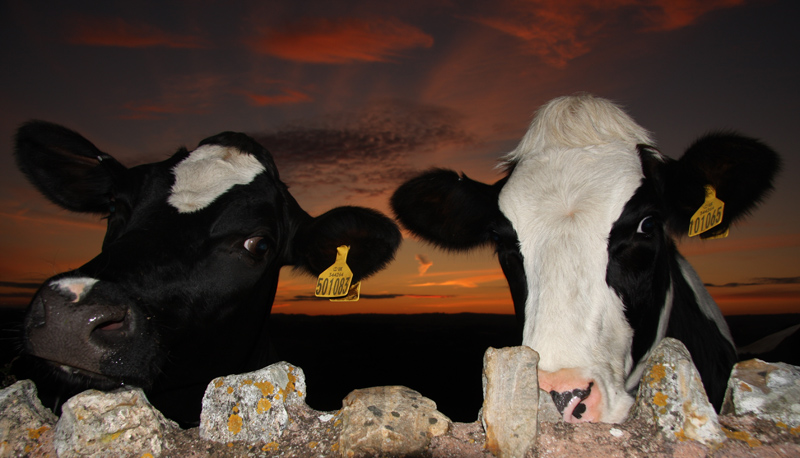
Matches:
[250,17,433,63]
[415,254,433,276]
[67,16,207,49]
[411,272,507,288]
[468,0,745,67]
[239,89,313,106]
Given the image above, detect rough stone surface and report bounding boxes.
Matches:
[722,358,800,428]
[199,361,306,444]
[0,380,57,457]
[481,346,539,458]
[630,337,726,446]
[338,385,451,458]
[54,386,178,458]
[4,349,800,457]
[536,389,562,423]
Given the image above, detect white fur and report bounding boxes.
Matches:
[51,277,99,303]
[498,94,651,422]
[168,144,266,214]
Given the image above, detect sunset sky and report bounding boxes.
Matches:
[1,0,798,316]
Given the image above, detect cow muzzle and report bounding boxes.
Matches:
[538,368,603,423]
[24,281,133,382]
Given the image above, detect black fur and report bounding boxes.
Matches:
[14,121,401,425]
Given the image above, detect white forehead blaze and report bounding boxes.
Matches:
[168,144,266,214]
[51,277,99,303]
[499,143,643,372]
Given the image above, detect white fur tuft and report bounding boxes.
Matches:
[501,93,654,167]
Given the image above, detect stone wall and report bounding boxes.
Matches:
[1,338,799,457]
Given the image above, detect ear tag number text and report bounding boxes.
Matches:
[315,245,354,298]
[688,185,726,238]
[330,281,361,302]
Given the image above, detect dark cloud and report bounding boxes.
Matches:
[252,101,473,196]
[705,277,800,288]
[284,293,455,302]
[0,282,40,290]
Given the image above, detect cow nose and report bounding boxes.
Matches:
[538,368,602,423]
[24,283,131,373]
[549,383,593,420]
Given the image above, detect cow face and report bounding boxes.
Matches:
[392,94,779,423]
[14,121,401,423]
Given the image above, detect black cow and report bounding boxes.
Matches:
[392,94,780,422]
[14,121,401,425]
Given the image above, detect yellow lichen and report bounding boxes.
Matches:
[723,427,762,447]
[308,441,318,448]
[227,386,234,394]
[241,379,253,386]
[140,454,155,458]
[648,364,666,387]
[653,392,669,407]
[674,429,687,442]
[27,425,49,439]
[214,379,224,388]
[262,441,279,451]
[257,398,272,414]
[228,413,243,435]
[331,442,340,451]
[790,425,800,436]
[101,431,122,443]
[255,380,275,397]
[776,422,788,429]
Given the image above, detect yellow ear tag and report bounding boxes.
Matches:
[688,185,726,238]
[315,246,353,298]
[330,281,361,302]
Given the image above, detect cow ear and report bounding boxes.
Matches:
[292,206,402,281]
[14,121,128,214]
[663,132,781,236]
[391,168,504,250]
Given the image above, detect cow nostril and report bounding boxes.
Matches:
[97,320,125,332]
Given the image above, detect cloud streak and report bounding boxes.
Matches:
[249,16,433,63]
[67,16,208,49]
[706,277,800,288]
[467,0,745,67]
[253,101,472,199]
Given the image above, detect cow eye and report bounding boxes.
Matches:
[636,216,656,235]
[243,237,269,257]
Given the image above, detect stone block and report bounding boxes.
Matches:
[339,385,451,458]
[481,346,539,458]
[0,380,57,457]
[199,361,306,444]
[54,386,178,458]
[722,358,800,427]
[630,337,725,446]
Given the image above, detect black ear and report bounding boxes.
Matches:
[391,168,505,250]
[292,206,401,281]
[14,121,128,213]
[662,132,781,236]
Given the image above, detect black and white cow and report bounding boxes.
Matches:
[14,121,401,425]
[391,94,780,423]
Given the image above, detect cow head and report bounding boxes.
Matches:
[392,94,780,423]
[14,121,401,423]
